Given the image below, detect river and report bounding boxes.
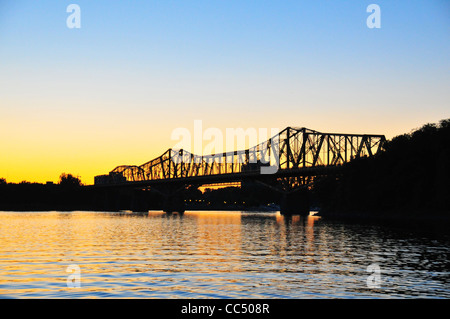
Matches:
[0,210,448,298]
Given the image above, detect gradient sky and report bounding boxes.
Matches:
[0,0,449,184]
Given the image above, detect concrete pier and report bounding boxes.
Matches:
[280,188,310,216]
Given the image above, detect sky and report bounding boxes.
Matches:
[0,0,449,184]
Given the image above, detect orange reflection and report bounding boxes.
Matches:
[186,211,242,270]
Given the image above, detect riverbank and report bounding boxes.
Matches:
[315,208,450,236]
[313,119,450,223]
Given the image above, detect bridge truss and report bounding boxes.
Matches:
[99,127,386,188]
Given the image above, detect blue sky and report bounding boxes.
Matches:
[0,0,449,183]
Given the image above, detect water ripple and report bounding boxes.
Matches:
[0,211,448,298]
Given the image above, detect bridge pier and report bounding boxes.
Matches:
[156,184,186,214]
[162,192,185,214]
[280,188,310,216]
[130,189,151,212]
[99,189,121,212]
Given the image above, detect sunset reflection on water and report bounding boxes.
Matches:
[0,211,448,298]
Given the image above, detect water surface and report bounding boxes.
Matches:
[0,211,448,298]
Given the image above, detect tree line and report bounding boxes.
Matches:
[313,119,450,218]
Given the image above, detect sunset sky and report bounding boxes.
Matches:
[1,0,449,184]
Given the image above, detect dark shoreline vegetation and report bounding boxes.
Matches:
[1,119,449,223]
[315,119,450,221]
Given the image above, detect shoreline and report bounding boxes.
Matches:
[1,205,448,222]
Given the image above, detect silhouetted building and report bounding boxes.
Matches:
[94,172,126,185]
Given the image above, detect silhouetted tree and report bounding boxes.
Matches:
[59,173,82,187]
[185,185,202,200]
[314,118,450,217]
[0,178,6,185]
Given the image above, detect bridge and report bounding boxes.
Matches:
[93,127,386,215]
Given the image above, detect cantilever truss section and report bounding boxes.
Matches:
[101,127,386,184]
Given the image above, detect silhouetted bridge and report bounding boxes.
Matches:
[93,127,386,215]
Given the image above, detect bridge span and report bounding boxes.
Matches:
[92,127,386,215]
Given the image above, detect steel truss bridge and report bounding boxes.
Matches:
[94,127,386,214]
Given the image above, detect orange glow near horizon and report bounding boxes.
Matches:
[0,107,444,185]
